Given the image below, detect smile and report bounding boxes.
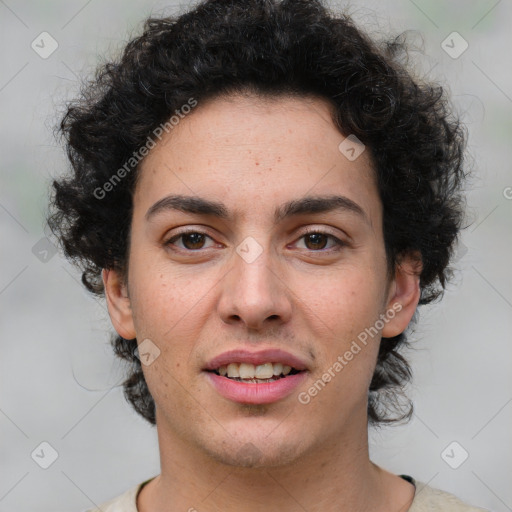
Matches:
[203,349,309,404]
[212,362,299,383]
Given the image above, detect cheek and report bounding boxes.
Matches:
[129,263,220,376]
[296,266,385,339]
[132,272,204,400]
[293,268,385,408]
[130,259,197,336]
[130,274,175,338]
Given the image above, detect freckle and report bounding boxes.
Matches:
[176,363,180,368]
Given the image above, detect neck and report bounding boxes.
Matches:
[137,410,413,512]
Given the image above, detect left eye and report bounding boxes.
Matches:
[294,232,344,251]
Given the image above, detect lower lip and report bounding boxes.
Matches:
[205,371,308,404]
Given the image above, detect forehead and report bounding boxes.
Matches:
[134,93,379,225]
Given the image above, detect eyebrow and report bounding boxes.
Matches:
[145,193,369,225]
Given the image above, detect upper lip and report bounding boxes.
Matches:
[203,348,309,371]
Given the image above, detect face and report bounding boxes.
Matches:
[104,93,420,468]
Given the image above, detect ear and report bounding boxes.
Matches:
[102,268,136,339]
[381,251,422,338]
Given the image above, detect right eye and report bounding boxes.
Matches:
[164,230,217,251]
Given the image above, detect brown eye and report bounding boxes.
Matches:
[165,231,215,251]
[295,230,345,252]
[303,233,329,250]
[181,233,206,250]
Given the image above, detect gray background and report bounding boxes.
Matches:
[1,0,511,511]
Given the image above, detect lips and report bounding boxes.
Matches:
[217,362,295,381]
[203,348,309,404]
[203,348,308,372]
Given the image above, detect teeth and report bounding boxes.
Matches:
[239,363,254,379]
[272,363,283,376]
[255,363,274,379]
[238,378,278,383]
[227,363,240,378]
[217,362,296,379]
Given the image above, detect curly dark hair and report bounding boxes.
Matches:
[47,0,467,426]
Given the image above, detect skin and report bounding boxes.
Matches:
[104,93,421,512]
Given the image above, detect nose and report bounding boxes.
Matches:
[217,239,293,332]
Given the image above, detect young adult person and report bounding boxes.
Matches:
[48,1,484,510]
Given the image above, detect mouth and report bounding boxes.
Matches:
[203,349,309,404]
[207,362,303,383]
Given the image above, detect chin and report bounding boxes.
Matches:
[197,427,310,469]
[207,444,303,469]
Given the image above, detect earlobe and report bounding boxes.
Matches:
[381,252,422,338]
[102,268,136,340]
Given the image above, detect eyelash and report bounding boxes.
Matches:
[164,228,346,253]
